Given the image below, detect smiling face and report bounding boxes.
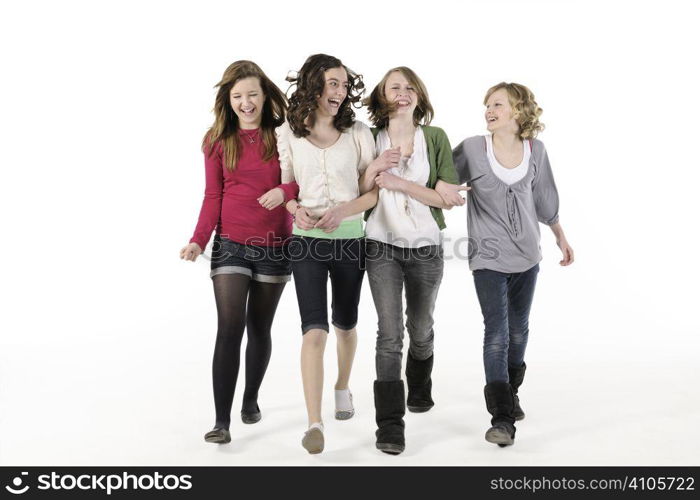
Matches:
[484,88,519,135]
[229,77,265,129]
[384,70,418,118]
[315,66,348,118]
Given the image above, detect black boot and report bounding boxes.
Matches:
[374,380,406,455]
[406,353,434,413]
[508,362,526,421]
[484,381,516,447]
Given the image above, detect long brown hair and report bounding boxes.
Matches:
[285,54,364,138]
[364,67,434,129]
[202,60,287,171]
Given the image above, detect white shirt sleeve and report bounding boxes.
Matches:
[275,122,295,183]
[352,122,376,176]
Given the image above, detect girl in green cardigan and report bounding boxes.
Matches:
[359,66,468,454]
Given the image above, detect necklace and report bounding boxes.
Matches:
[241,129,258,144]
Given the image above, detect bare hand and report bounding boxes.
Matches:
[370,147,400,174]
[258,187,285,210]
[293,205,318,230]
[435,180,470,207]
[180,242,203,262]
[314,205,346,233]
[557,238,574,266]
[375,171,405,191]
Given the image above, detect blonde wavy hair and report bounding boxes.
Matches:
[484,82,544,139]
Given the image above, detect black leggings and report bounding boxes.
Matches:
[211,273,286,429]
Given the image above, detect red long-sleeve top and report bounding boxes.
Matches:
[189,129,299,249]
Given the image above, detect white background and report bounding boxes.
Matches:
[1,0,698,466]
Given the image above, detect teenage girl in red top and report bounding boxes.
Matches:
[180,60,297,444]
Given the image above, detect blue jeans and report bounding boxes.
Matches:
[366,239,444,381]
[472,264,539,384]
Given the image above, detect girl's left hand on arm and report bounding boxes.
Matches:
[314,205,346,233]
[435,180,469,207]
[375,172,405,191]
[258,187,284,210]
[557,238,574,266]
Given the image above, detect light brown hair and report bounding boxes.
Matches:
[364,67,434,129]
[202,60,287,171]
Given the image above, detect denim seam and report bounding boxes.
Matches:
[210,266,253,279]
[301,323,330,335]
[331,320,357,331]
[252,273,292,284]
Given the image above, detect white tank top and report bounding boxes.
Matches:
[485,134,530,185]
[365,127,441,248]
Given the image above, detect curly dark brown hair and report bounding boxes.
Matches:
[364,67,434,129]
[285,54,364,138]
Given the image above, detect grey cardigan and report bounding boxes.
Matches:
[453,135,560,273]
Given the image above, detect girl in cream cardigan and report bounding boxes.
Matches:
[268,54,379,454]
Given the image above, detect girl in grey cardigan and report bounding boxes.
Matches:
[437,82,574,447]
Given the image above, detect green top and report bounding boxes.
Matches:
[364,125,458,230]
[292,218,364,239]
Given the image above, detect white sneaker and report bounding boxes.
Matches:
[302,422,324,454]
[335,389,354,420]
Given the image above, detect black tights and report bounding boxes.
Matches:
[211,274,286,430]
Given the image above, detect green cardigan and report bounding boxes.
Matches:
[364,125,458,230]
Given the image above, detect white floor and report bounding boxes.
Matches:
[3,0,700,467]
[2,223,698,466]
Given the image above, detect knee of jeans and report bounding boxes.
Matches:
[376,334,403,355]
[509,328,529,346]
[508,314,529,331]
[408,331,434,351]
[406,316,434,337]
[483,340,507,355]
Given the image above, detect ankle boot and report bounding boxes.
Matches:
[508,362,526,421]
[406,353,434,413]
[374,380,406,455]
[484,381,516,447]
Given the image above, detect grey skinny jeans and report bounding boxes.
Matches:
[366,239,444,381]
